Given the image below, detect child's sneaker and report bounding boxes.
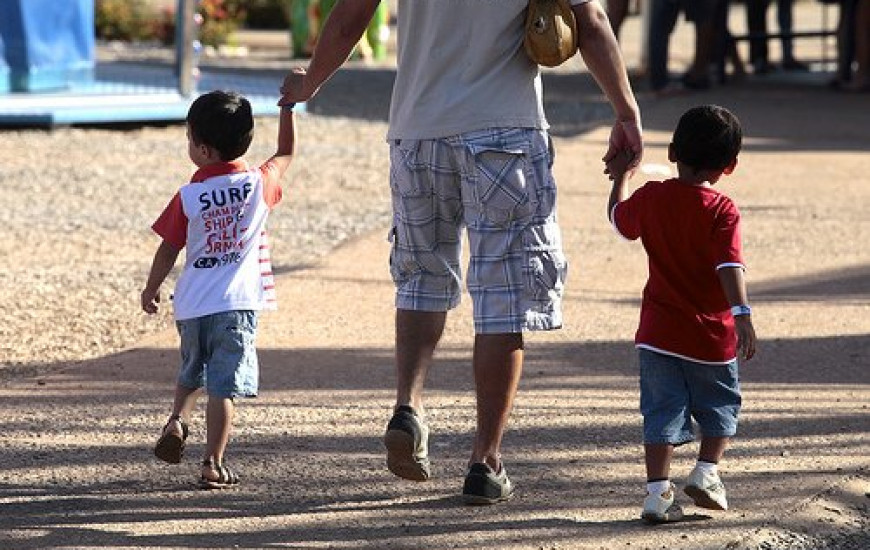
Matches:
[684,467,728,510]
[383,405,431,481]
[641,483,684,524]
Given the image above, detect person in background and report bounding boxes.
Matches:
[746,0,811,74]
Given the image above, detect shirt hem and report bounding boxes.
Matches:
[174,303,264,322]
[636,343,736,365]
[387,118,547,141]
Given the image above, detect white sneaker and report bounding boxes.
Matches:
[641,483,684,524]
[684,467,728,511]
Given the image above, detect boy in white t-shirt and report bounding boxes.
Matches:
[141,90,296,489]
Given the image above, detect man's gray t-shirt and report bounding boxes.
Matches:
[387,0,590,140]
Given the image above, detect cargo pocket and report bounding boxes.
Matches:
[468,144,535,228]
[522,221,567,304]
[388,141,428,286]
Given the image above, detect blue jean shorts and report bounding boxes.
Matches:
[638,348,741,445]
[388,127,568,334]
[176,310,259,399]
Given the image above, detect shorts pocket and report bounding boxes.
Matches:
[469,144,535,228]
[389,139,427,198]
[388,225,423,286]
[522,222,567,303]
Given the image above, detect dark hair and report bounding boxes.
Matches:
[671,105,742,171]
[186,90,254,161]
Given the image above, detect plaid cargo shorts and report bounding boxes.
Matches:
[388,127,567,334]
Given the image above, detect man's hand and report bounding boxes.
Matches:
[602,119,643,175]
[735,316,756,361]
[279,67,311,107]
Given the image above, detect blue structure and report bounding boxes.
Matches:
[0,0,292,127]
[0,0,95,92]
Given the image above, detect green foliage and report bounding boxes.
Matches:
[197,0,246,46]
[95,0,248,46]
[95,0,155,41]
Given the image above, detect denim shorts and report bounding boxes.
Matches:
[388,127,568,334]
[176,310,259,399]
[638,348,741,445]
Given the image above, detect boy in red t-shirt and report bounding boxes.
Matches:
[606,105,757,523]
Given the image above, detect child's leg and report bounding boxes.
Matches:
[203,395,235,469]
[154,383,199,464]
[197,311,257,487]
[164,384,199,434]
[698,435,729,464]
[639,349,693,522]
[684,360,740,511]
[644,442,674,482]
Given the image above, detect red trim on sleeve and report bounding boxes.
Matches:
[259,160,284,209]
[152,192,188,250]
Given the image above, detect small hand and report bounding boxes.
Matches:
[141,289,160,315]
[735,316,756,361]
[604,149,635,182]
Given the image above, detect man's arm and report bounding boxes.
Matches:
[717,266,757,361]
[573,2,642,169]
[279,0,381,105]
[141,240,181,314]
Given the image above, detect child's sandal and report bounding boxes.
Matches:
[154,414,189,464]
[199,459,240,490]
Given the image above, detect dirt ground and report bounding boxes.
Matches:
[1,5,869,550]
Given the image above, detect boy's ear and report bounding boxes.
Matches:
[667,143,676,163]
[722,157,738,175]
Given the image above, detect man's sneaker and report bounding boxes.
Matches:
[462,462,514,505]
[684,467,728,511]
[641,483,684,524]
[383,405,431,481]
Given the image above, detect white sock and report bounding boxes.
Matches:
[695,460,718,476]
[647,479,670,496]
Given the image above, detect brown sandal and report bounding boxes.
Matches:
[199,459,240,490]
[153,414,188,464]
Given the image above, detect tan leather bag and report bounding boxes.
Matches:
[523,0,578,67]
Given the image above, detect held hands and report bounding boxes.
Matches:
[602,119,643,180]
[735,316,757,361]
[604,149,635,183]
[279,67,312,107]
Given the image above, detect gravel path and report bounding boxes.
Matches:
[1,8,868,547]
[0,114,390,375]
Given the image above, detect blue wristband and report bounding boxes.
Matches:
[730,304,752,317]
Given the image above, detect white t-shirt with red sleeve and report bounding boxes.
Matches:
[152,160,283,321]
[612,179,744,364]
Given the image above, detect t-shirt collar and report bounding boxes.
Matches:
[190,160,249,183]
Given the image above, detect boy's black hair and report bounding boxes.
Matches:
[186,90,254,161]
[671,105,742,171]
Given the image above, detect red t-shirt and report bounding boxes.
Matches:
[612,178,744,363]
